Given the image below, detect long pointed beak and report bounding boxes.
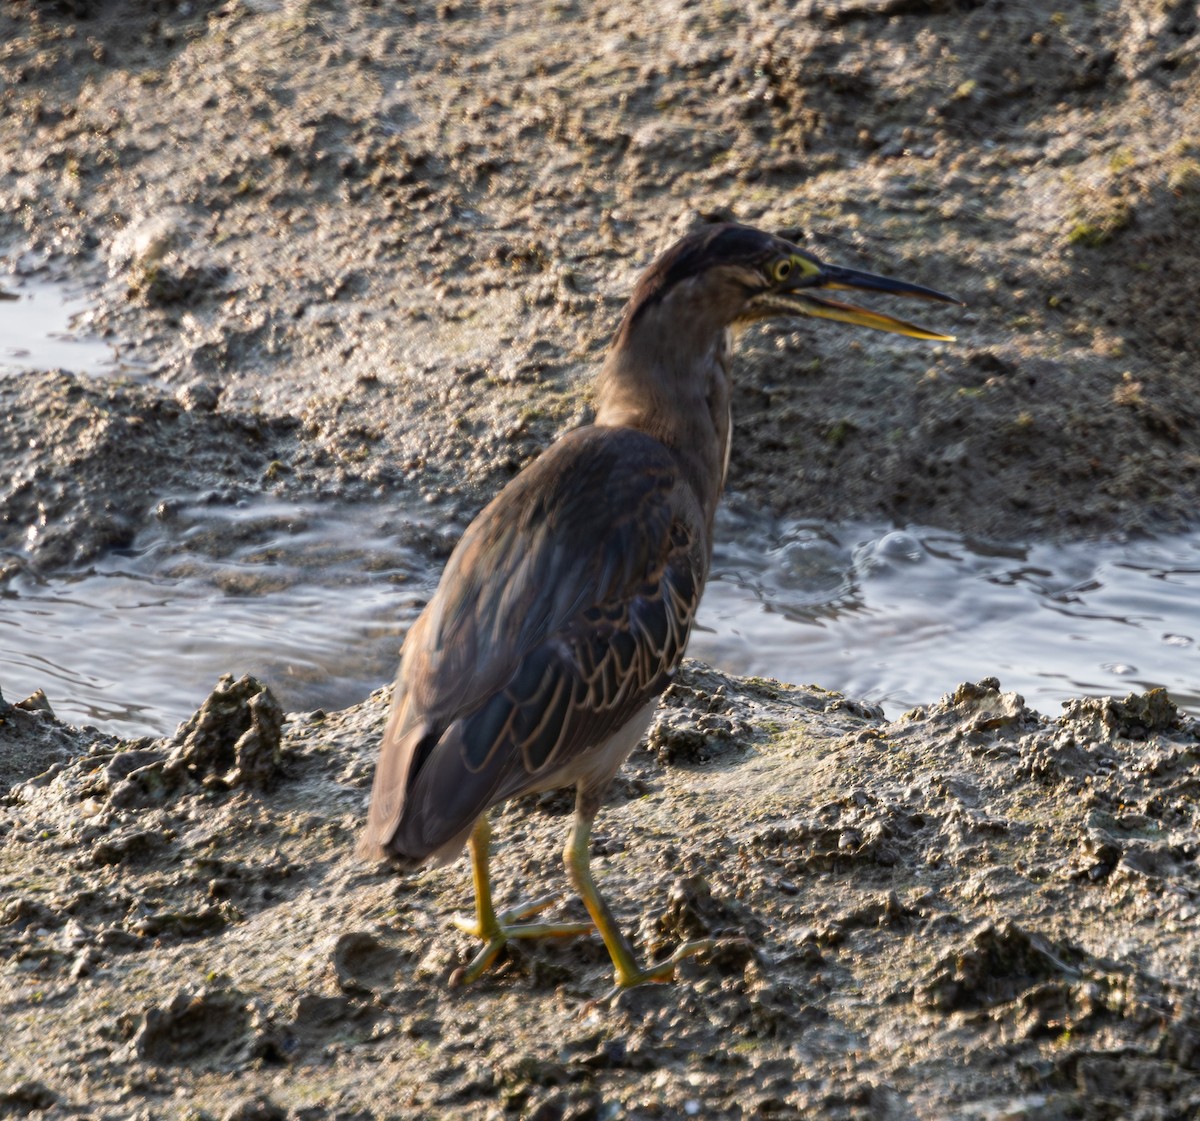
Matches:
[818,263,960,306]
[780,292,957,341]
[765,261,962,341]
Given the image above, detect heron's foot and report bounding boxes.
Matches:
[610,937,718,990]
[578,938,725,1012]
[449,894,595,986]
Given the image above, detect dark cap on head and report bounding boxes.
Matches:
[627,224,785,320]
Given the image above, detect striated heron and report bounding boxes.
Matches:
[358,222,958,988]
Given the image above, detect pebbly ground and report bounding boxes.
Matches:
[2,0,1200,1117]
[3,670,1199,1119]
[2,0,1200,569]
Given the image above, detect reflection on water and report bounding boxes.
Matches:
[693,510,1200,718]
[4,497,1200,736]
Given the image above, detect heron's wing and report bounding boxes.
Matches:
[358,426,705,863]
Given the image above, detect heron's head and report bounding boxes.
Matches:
[623,223,960,342]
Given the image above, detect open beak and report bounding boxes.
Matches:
[765,261,962,341]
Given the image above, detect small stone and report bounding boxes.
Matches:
[176,381,222,412]
[332,931,407,995]
[221,1096,286,1121]
[14,689,54,716]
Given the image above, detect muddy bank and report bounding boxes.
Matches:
[4,0,1200,1116]
[3,668,1200,1118]
[3,0,1200,576]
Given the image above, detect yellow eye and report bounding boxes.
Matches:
[772,258,793,283]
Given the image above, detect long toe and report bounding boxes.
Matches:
[451,891,561,938]
[450,898,596,985]
[613,937,718,989]
[450,935,508,987]
[452,893,593,942]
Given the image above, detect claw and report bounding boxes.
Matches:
[582,939,722,1011]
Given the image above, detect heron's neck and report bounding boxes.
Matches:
[594,300,733,527]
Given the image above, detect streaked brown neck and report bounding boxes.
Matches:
[594,279,734,537]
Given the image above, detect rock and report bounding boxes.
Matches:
[220,1096,286,1121]
[90,827,171,867]
[914,921,1090,1013]
[176,381,223,413]
[332,930,408,996]
[107,209,191,276]
[12,690,53,717]
[910,678,1040,741]
[643,873,750,949]
[103,748,167,784]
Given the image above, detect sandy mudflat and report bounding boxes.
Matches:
[2,2,1199,1117]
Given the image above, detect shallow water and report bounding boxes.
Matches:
[1,501,434,738]
[4,498,1199,737]
[694,512,1200,718]
[5,274,1196,736]
[0,271,118,376]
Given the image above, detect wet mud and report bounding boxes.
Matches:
[4,670,1200,1117]
[3,0,1200,1116]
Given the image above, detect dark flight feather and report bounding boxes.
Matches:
[359,424,707,864]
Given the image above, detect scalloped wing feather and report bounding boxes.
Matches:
[358,425,707,864]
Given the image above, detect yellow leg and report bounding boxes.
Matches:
[563,804,715,989]
[450,816,594,986]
